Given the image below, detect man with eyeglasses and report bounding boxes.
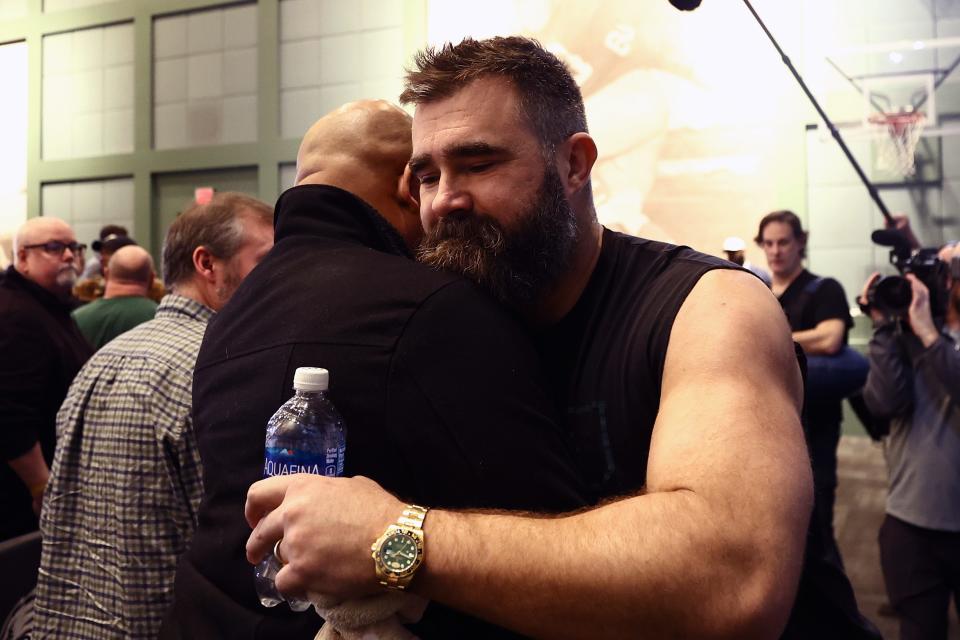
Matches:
[0,217,92,541]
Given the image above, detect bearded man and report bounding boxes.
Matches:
[0,217,92,541]
[163,100,587,639]
[245,36,880,640]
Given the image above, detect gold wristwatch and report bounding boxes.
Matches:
[371,504,428,590]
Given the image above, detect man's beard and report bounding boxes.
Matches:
[216,266,242,305]
[55,265,79,292]
[416,166,578,308]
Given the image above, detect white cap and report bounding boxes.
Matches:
[293,367,329,392]
[722,236,746,252]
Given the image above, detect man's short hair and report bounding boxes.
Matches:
[400,36,588,153]
[161,192,272,287]
[755,209,808,258]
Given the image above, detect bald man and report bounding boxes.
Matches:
[163,101,586,639]
[72,245,159,349]
[0,217,92,541]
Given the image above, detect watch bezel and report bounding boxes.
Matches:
[372,525,425,581]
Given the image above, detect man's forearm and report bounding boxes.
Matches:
[7,442,49,494]
[792,327,841,355]
[417,490,802,640]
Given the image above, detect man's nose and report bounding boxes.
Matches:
[430,176,473,220]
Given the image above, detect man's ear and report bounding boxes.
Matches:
[192,246,216,284]
[400,163,421,210]
[392,165,425,250]
[557,132,598,199]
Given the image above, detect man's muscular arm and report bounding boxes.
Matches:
[247,270,812,639]
[792,318,845,355]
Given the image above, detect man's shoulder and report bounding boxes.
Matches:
[198,247,475,370]
[99,313,204,370]
[262,234,461,289]
[608,233,743,311]
[248,240,479,317]
[606,230,732,277]
[800,271,848,303]
[0,284,51,330]
[71,298,105,319]
[102,295,159,315]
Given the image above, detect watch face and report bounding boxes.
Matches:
[378,532,419,572]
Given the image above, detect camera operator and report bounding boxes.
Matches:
[860,244,960,640]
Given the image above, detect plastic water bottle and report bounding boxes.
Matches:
[254,367,346,611]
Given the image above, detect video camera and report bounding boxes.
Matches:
[866,228,950,320]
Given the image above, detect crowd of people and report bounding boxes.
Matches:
[1,35,958,640]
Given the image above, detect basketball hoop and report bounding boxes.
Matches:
[868,111,926,177]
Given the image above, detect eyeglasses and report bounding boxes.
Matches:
[22,241,87,256]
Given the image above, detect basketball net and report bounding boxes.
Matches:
[868,111,926,177]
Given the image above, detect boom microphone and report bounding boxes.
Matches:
[669,0,702,10]
[871,228,913,257]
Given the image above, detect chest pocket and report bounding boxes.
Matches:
[564,401,616,496]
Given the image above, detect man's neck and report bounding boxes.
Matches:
[103,280,149,299]
[168,281,217,311]
[771,265,804,296]
[521,217,604,326]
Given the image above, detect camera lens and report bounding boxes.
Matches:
[872,275,913,316]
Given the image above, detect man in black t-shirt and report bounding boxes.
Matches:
[243,37,877,639]
[756,209,854,564]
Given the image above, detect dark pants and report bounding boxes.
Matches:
[879,514,960,640]
[806,418,843,568]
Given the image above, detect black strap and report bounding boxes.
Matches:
[789,276,824,328]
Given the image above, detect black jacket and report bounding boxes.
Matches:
[0,266,91,540]
[166,185,586,639]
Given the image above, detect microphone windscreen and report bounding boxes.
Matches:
[871,228,910,251]
[668,0,702,10]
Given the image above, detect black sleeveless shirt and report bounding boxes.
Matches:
[537,229,881,639]
[538,228,731,497]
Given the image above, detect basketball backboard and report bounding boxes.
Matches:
[811,34,960,183]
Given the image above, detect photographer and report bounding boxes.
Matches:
[860,244,960,640]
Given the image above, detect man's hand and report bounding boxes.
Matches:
[245,474,405,601]
[8,442,50,517]
[858,271,887,324]
[906,273,939,347]
[31,484,45,516]
[887,213,921,250]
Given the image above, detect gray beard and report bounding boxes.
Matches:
[56,268,78,292]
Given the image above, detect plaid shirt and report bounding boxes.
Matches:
[34,294,213,640]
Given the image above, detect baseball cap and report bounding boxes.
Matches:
[722,236,746,252]
[94,234,137,253]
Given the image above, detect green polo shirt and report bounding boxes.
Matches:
[72,295,158,350]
